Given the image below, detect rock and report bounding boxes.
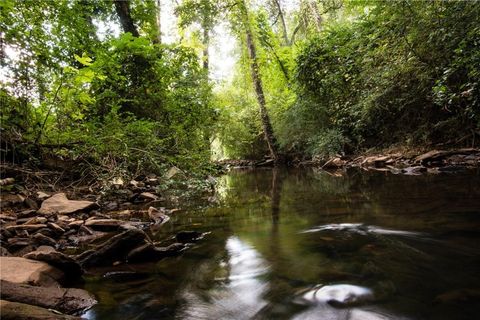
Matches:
[1,280,96,314]
[84,218,126,231]
[0,256,64,287]
[36,191,50,200]
[48,222,66,234]
[301,284,375,307]
[165,166,182,179]
[0,193,25,207]
[361,155,390,167]
[138,192,158,201]
[127,242,186,263]
[25,217,48,224]
[7,237,30,249]
[24,197,39,210]
[68,220,84,228]
[147,206,170,225]
[17,209,37,218]
[6,224,47,232]
[32,233,57,247]
[176,230,204,243]
[146,177,159,186]
[0,300,82,320]
[38,193,97,215]
[111,177,124,188]
[77,228,150,268]
[0,246,12,256]
[24,249,83,279]
[112,209,132,219]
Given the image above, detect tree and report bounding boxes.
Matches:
[114,0,139,37]
[240,0,281,163]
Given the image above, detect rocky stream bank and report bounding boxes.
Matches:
[0,171,207,319]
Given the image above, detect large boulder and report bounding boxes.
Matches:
[77,228,149,268]
[1,280,96,314]
[0,257,64,287]
[38,193,96,215]
[0,300,81,320]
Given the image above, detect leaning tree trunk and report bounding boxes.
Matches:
[114,0,139,37]
[245,25,280,163]
[273,0,289,45]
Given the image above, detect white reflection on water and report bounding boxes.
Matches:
[178,236,269,320]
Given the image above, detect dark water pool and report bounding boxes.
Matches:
[83,168,480,320]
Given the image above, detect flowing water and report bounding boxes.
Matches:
[83,168,480,320]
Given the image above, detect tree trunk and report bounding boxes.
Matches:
[114,0,139,37]
[245,25,280,163]
[202,26,209,71]
[155,0,162,43]
[273,0,289,45]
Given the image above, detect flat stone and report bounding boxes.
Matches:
[38,193,96,215]
[48,222,66,233]
[24,217,48,224]
[7,237,30,248]
[36,191,51,200]
[6,224,47,231]
[1,280,96,314]
[0,299,81,320]
[68,220,84,228]
[32,233,57,247]
[0,256,64,287]
[84,219,126,231]
[138,192,159,201]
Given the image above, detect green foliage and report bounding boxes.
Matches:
[289,0,480,156]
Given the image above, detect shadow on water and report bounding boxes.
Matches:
[83,168,480,320]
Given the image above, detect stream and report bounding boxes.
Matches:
[83,168,480,320]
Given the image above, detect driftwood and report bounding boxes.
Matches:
[415,148,479,164]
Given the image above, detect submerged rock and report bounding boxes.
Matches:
[38,193,96,215]
[1,280,96,314]
[176,230,205,243]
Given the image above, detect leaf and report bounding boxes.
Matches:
[74,53,93,66]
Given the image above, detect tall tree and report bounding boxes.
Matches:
[241,0,281,163]
[175,0,220,73]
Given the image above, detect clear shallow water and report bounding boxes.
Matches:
[83,168,480,320]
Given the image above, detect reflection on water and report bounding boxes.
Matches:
[178,237,269,320]
[84,168,480,320]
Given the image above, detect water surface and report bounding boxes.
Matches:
[84,168,480,320]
